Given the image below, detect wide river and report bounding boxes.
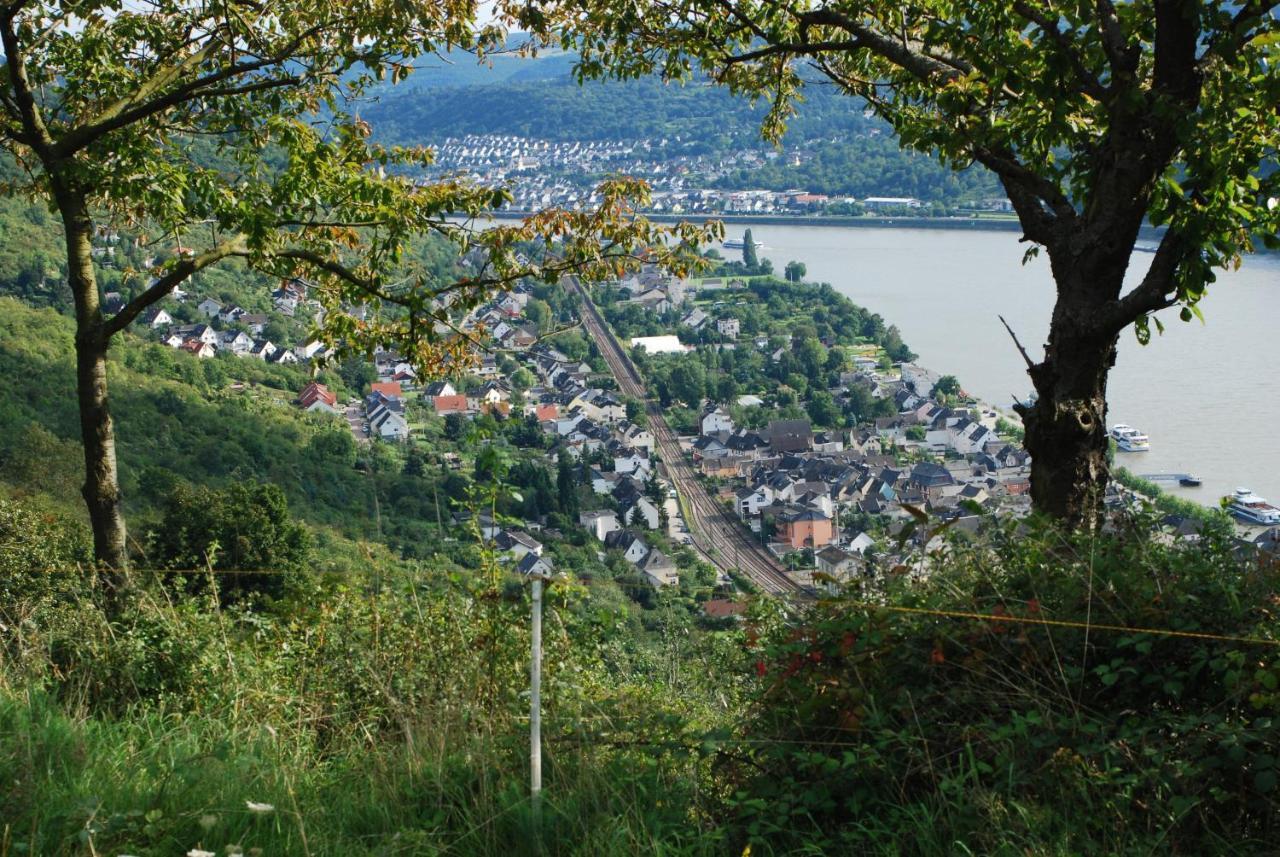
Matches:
[741,223,1280,509]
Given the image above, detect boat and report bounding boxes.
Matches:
[723,234,763,250]
[1109,424,1151,452]
[1226,488,1280,525]
[1178,475,1202,487]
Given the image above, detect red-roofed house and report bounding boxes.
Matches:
[181,339,215,359]
[298,382,340,415]
[370,381,402,400]
[433,394,469,416]
[535,404,559,422]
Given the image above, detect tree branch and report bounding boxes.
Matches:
[0,7,55,154]
[1199,1,1280,66]
[105,236,249,337]
[1099,229,1189,334]
[1012,2,1109,101]
[54,25,327,157]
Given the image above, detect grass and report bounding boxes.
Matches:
[0,691,721,857]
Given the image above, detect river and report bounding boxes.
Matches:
[737,223,1280,510]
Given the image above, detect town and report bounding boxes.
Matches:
[109,219,1276,607]
[422,133,1013,218]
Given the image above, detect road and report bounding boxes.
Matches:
[571,279,804,597]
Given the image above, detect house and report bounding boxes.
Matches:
[218,304,246,324]
[171,323,218,347]
[240,313,269,336]
[605,530,650,564]
[534,403,560,423]
[776,506,834,550]
[197,298,222,318]
[848,532,876,554]
[716,317,740,339]
[570,389,625,423]
[180,339,216,359]
[681,308,709,330]
[141,307,172,329]
[701,406,735,436]
[269,348,298,365]
[900,363,942,398]
[424,380,458,398]
[617,422,655,453]
[248,339,276,360]
[579,510,620,542]
[496,530,544,560]
[370,408,410,440]
[736,484,774,519]
[295,340,326,361]
[620,495,661,530]
[768,419,813,454]
[816,546,862,581]
[613,449,651,477]
[640,549,679,587]
[703,599,746,620]
[371,381,403,400]
[220,330,254,355]
[298,382,340,414]
[516,552,555,578]
[433,394,470,416]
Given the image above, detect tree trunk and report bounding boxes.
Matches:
[57,184,130,579]
[1016,266,1124,529]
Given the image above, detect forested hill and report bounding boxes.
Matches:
[362,76,1001,202]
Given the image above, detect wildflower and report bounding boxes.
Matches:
[245,801,275,814]
[754,660,767,677]
[930,646,946,665]
[188,850,216,857]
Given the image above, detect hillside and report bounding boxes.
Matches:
[362,76,1001,204]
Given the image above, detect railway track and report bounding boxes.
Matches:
[570,279,804,597]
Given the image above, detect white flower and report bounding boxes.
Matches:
[188,850,216,857]
[245,801,275,814]
[1269,197,1279,211]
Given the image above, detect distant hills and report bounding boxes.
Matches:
[360,71,1001,204]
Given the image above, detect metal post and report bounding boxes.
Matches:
[530,575,543,826]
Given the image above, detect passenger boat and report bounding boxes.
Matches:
[723,234,763,250]
[1227,488,1280,525]
[1109,424,1151,452]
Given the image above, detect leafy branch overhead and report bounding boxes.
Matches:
[0,0,716,374]
[510,0,1280,333]
[0,0,718,572]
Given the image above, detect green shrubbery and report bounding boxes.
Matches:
[3,498,1278,854]
[729,516,1280,854]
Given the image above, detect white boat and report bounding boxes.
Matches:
[1227,488,1280,525]
[1109,424,1150,452]
[723,234,763,250]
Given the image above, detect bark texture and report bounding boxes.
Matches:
[58,185,130,576]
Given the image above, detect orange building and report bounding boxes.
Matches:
[776,507,834,550]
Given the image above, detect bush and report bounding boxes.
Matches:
[727,518,1280,854]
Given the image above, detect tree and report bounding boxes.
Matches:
[515,1,1280,528]
[742,228,759,269]
[1,1,712,578]
[933,375,962,399]
[150,482,311,600]
[784,260,806,283]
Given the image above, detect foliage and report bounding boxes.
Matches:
[728,517,1280,853]
[149,482,312,600]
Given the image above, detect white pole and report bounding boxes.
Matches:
[530,575,543,825]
